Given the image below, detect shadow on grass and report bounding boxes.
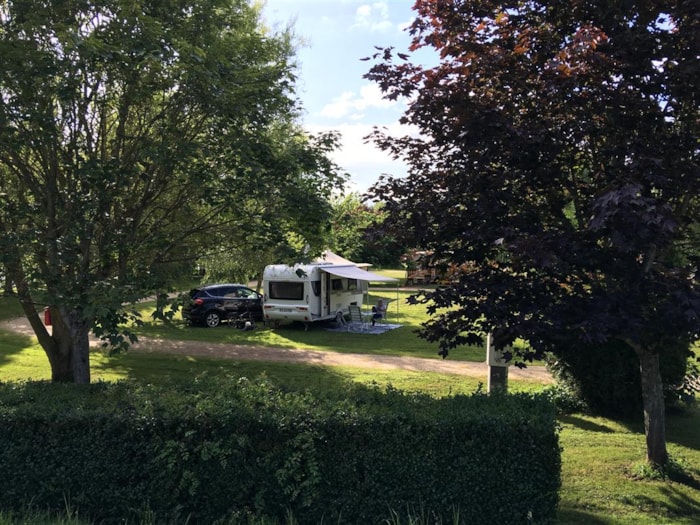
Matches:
[666,406,700,451]
[556,508,612,524]
[558,414,617,433]
[602,405,700,451]
[668,470,700,491]
[658,481,700,513]
[0,330,36,368]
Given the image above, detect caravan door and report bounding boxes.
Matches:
[321,271,330,318]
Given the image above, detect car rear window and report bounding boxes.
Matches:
[190,287,227,298]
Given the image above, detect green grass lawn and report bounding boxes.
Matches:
[557,410,700,524]
[1,294,699,524]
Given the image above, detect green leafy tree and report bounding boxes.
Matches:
[0,0,330,383]
[328,193,375,262]
[357,202,406,268]
[327,194,404,267]
[366,0,698,468]
[194,126,347,287]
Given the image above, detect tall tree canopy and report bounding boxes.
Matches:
[0,0,344,383]
[196,126,347,286]
[328,193,376,262]
[325,194,405,267]
[366,0,699,468]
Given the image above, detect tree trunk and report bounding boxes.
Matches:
[45,314,74,383]
[5,227,91,385]
[50,307,92,384]
[634,345,668,467]
[12,279,91,383]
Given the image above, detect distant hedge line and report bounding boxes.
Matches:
[0,378,560,524]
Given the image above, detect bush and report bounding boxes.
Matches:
[540,383,589,415]
[545,339,694,418]
[0,378,561,524]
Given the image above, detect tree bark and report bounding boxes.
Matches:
[48,307,92,384]
[67,312,91,385]
[44,309,74,383]
[633,345,668,467]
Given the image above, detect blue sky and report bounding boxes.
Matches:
[262,0,425,194]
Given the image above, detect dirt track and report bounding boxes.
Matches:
[0,317,552,383]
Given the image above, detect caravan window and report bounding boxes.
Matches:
[331,279,343,291]
[311,280,321,296]
[269,281,304,300]
[347,278,358,291]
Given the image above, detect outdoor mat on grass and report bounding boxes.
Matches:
[326,323,402,335]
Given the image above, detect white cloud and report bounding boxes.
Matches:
[308,119,418,193]
[320,83,398,119]
[353,2,394,32]
[355,84,396,111]
[321,92,355,119]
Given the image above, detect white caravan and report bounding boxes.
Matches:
[262,263,396,326]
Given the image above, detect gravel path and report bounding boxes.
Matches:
[0,317,553,383]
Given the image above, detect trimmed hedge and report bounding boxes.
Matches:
[0,378,560,524]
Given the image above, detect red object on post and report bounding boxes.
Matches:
[44,307,52,326]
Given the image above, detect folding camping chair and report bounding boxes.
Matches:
[370,299,392,325]
[347,304,369,332]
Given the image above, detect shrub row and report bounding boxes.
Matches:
[545,339,697,417]
[0,377,560,524]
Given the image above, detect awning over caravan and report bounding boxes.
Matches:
[314,250,372,269]
[321,265,397,282]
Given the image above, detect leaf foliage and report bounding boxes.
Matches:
[365,0,699,360]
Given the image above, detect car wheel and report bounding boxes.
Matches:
[204,311,222,328]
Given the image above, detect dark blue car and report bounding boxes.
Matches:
[182,284,263,328]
